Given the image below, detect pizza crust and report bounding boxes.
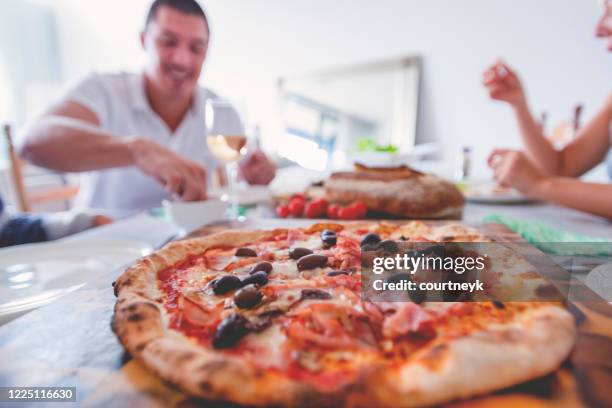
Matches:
[112,227,575,408]
[365,304,575,407]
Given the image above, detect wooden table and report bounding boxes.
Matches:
[0,220,611,407]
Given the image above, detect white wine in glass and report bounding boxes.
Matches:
[205,99,249,219]
[206,135,247,163]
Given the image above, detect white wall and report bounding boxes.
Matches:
[50,0,611,175]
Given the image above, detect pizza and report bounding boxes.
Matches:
[112,222,575,407]
[323,164,465,219]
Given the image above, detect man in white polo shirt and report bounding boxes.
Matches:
[18,0,276,218]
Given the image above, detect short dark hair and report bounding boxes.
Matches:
[145,0,209,31]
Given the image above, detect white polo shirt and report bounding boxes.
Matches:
[60,72,243,218]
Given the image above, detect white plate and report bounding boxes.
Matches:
[463,181,535,204]
[0,239,152,325]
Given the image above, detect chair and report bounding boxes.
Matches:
[3,124,29,212]
[3,124,78,212]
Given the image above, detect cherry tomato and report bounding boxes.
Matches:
[337,206,356,220]
[348,201,368,219]
[304,202,319,218]
[276,204,290,218]
[304,198,328,218]
[305,201,322,218]
[290,193,306,202]
[311,198,329,210]
[288,199,305,217]
[327,204,340,219]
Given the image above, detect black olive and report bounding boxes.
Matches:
[212,314,250,349]
[212,275,242,295]
[241,271,269,287]
[321,229,336,236]
[360,233,381,248]
[234,285,263,309]
[379,240,399,254]
[250,261,272,274]
[297,254,328,271]
[288,247,313,260]
[235,247,257,257]
[326,269,350,277]
[300,288,332,300]
[361,244,379,252]
[492,300,505,309]
[409,287,427,304]
[320,230,337,247]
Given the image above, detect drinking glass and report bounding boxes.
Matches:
[205,99,248,219]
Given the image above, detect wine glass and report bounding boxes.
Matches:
[205,99,248,219]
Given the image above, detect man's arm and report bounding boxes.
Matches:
[19,101,134,172]
[19,101,207,201]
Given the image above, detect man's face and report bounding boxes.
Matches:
[141,6,209,99]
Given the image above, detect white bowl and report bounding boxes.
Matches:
[163,199,228,232]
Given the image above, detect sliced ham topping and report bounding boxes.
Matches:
[285,302,373,350]
[204,247,235,270]
[381,302,435,338]
[328,235,362,270]
[286,320,357,350]
[179,295,223,328]
[224,253,275,272]
[317,274,361,292]
[285,229,306,246]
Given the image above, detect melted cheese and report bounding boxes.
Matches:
[271,260,299,278]
[298,235,324,251]
[244,324,288,368]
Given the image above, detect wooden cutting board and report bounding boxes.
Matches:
[0,220,610,408]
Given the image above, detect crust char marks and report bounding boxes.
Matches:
[112,293,164,356]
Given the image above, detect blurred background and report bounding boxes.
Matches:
[1,0,611,210]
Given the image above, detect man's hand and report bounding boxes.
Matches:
[127,138,207,201]
[488,149,547,195]
[239,150,276,185]
[482,61,526,107]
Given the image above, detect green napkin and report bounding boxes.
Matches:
[482,214,612,256]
